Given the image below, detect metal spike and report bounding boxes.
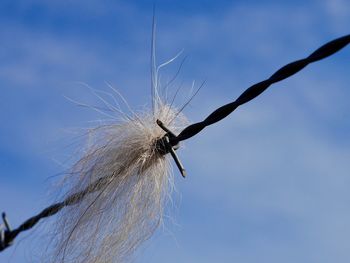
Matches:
[156,119,186,178]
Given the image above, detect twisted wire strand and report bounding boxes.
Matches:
[171,34,350,145]
[1,34,349,253]
[0,175,112,251]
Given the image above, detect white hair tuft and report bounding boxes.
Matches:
[48,98,188,263]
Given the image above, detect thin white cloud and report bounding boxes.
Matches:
[0,1,349,263]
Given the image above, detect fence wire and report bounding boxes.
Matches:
[1,34,349,252]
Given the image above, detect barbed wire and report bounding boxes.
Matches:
[170,34,350,145]
[0,174,113,251]
[1,33,349,253]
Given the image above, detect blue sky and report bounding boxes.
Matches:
[0,0,349,262]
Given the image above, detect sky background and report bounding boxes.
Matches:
[0,0,349,262]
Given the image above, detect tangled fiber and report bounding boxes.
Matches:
[36,16,195,261]
[48,94,188,263]
[2,18,347,263]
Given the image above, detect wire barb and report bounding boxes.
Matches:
[156,119,186,177]
[0,33,349,254]
[0,212,12,251]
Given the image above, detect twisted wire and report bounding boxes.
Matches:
[171,34,350,145]
[1,33,349,253]
[0,175,112,251]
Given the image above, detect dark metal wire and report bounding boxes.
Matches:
[1,34,349,253]
[156,119,186,177]
[0,175,112,251]
[169,34,350,146]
